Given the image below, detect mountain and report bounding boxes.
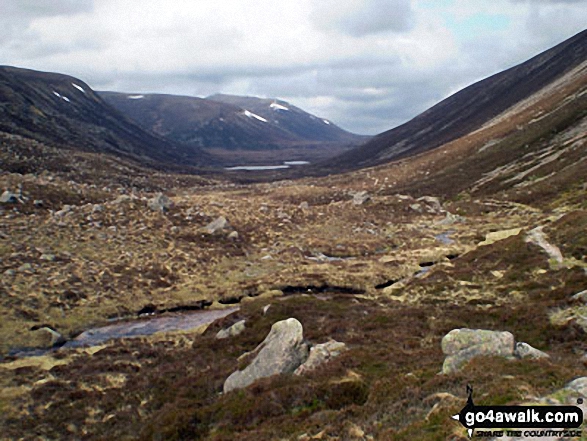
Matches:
[100,92,366,164]
[0,66,212,170]
[330,29,587,171]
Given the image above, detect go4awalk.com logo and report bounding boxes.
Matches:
[452,385,584,438]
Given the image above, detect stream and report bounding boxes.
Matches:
[7,307,239,358]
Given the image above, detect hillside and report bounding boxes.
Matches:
[0,66,213,171]
[100,92,366,165]
[330,29,587,170]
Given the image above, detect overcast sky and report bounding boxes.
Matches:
[1,0,586,135]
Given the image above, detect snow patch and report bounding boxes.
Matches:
[53,91,62,98]
[243,110,268,123]
[128,95,145,100]
[323,119,331,125]
[270,102,289,111]
[72,83,86,93]
[62,96,70,102]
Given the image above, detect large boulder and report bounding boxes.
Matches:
[223,318,309,393]
[441,328,515,374]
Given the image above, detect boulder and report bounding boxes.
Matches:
[514,342,549,360]
[294,340,347,376]
[148,193,173,212]
[441,328,515,374]
[204,216,228,234]
[223,318,309,393]
[216,320,246,339]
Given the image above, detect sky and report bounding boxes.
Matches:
[1,0,586,135]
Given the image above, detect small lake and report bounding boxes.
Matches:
[225,161,310,171]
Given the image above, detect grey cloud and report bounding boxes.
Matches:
[2,0,94,19]
[311,0,414,37]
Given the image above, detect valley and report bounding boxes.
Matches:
[0,30,586,440]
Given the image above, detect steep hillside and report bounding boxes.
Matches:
[330,29,587,170]
[100,92,366,164]
[0,66,212,170]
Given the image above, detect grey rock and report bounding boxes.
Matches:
[570,290,587,303]
[204,216,228,234]
[148,193,173,212]
[36,327,66,347]
[299,201,309,210]
[33,200,44,208]
[113,195,132,205]
[223,318,309,393]
[0,190,18,204]
[514,342,549,360]
[40,253,56,262]
[352,191,370,205]
[294,340,347,375]
[565,377,587,397]
[216,320,246,339]
[441,328,515,374]
[17,263,34,273]
[92,204,105,214]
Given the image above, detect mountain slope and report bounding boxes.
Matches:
[330,29,587,170]
[100,92,366,164]
[0,66,212,169]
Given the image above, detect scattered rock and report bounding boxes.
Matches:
[148,193,173,212]
[514,342,549,359]
[409,203,422,212]
[55,205,73,217]
[40,253,56,262]
[294,340,347,375]
[216,320,246,339]
[32,326,66,347]
[352,191,371,205]
[17,263,34,273]
[228,231,239,240]
[113,195,132,205]
[92,204,105,214]
[299,201,309,210]
[204,216,228,234]
[33,200,44,208]
[525,226,564,265]
[263,305,271,315]
[441,328,515,374]
[0,190,19,204]
[223,318,309,393]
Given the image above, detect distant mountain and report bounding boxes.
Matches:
[100,92,366,164]
[0,66,212,170]
[330,29,587,170]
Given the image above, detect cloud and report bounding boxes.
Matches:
[310,0,414,36]
[2,0,94,19]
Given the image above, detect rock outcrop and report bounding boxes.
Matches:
[223,318,309,393]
